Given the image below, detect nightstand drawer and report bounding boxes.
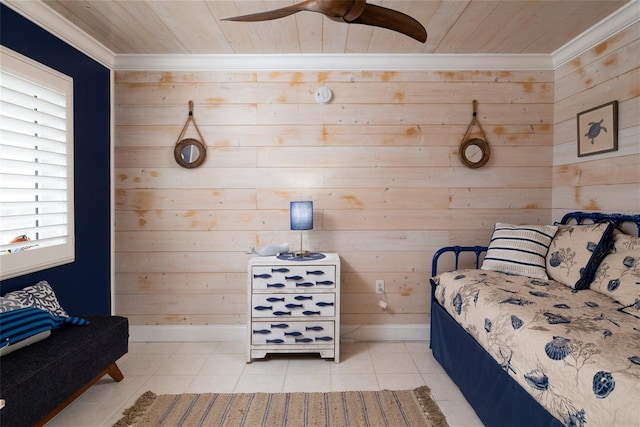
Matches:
[251,265,336,290]
[251,321,334,345]
[252,293,335,317]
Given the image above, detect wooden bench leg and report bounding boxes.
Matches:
[108,361,124,381]
[34,362,125,426]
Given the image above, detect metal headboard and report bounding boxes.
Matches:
[431,211,640,277]
[559,211,640,236]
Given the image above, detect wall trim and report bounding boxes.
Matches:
[109,69,116,315]
[1,0,115,69]
[552,0,639,69]
[129,324,429,343]
[3,0,637,72]
[113,53,553,71]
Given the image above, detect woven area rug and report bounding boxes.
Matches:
[113,386,449,427]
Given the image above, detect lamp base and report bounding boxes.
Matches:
[277,252,326,261]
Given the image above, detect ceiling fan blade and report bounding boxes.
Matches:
[349,3,427,43]
[222,0,320,22]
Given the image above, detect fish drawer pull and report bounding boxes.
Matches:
[294,296,313,301]
[267,339,284,344]
[296,282,314,287]
[295,338,314,343]
[253,329,271,335]
[316,302,334,307]
[254,273,272,279]
[271,268,290,273]
[303,310,321,316]
[271,323,289,328]
[315,336,333,342]
[285,275,303,280]
[266,297,285,302]
[285,303,303,309]
[273,311,292,316]
[315,281,334,286]
[254,306,273,311]
[306,270,325,275]
[305,326,324,331]
[266,283,285,288]
[284,331,302,336]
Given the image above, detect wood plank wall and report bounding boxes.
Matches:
[553,23,640,219]
[114,67,556,328]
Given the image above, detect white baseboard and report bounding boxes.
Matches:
[339,324,429,343]
[129,324,429,343]
[129,325,244,342]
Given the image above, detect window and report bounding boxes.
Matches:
[0,46,74,280]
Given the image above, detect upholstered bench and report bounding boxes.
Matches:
[0,314,129,426]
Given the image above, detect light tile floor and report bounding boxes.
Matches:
[45,340,483,427]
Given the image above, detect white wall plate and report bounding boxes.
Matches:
[315,86,333,104]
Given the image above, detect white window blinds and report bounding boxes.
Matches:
[0,46,74,280]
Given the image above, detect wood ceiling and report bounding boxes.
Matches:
[36,0,631,55]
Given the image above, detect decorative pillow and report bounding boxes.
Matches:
[0,295,29,313]
[0,331,51,357]
[0,307,88,357]
[590,231,640,309]
[546,222,614,290]
[481,223,558,279]
[613,230,640,251]
[0,281,68,317]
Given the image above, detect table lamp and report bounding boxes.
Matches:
[290,201,313,257]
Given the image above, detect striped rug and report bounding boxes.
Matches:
[113,386,448,427]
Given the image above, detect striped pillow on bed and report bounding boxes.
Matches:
[481,223,559,279]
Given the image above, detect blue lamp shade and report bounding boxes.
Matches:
[290,201,313,231]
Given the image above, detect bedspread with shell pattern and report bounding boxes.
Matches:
[433,269,640,427]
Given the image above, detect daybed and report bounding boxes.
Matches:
[430,211,640,427]
[0,282,129,427]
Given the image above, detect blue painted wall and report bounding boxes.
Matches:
[1,4,112,315]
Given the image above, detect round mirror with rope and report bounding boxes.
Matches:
[459,100,490,169]
[174,101,207,169]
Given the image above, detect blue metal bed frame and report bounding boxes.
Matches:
[429,211,640,427]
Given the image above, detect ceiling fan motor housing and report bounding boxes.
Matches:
[344,0,366,22]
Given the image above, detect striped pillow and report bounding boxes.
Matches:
[0,307,89,356]
[481,223,558,279]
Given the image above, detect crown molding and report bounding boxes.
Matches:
[113,53,552,71]
[3,0,637,72]
[552,0,640,69]
[1,0,115,68]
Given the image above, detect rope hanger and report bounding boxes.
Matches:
[461,99,489,144]
[176,100,206,146]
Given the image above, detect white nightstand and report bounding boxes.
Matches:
[247,253,340,363]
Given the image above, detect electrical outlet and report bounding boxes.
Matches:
[375,280,385,294]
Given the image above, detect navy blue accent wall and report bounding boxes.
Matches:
[1,4,111,315]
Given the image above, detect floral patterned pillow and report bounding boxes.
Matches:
[590,231,640,309]
[546,222,614,290]
[0,281,68,317]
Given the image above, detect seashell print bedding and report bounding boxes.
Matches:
[433,269,640,427]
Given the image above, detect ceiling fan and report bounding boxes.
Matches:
[222,0,427,43]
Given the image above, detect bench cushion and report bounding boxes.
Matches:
[0,315,128,427]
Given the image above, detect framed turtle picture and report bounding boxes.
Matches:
[577,100,618,157]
